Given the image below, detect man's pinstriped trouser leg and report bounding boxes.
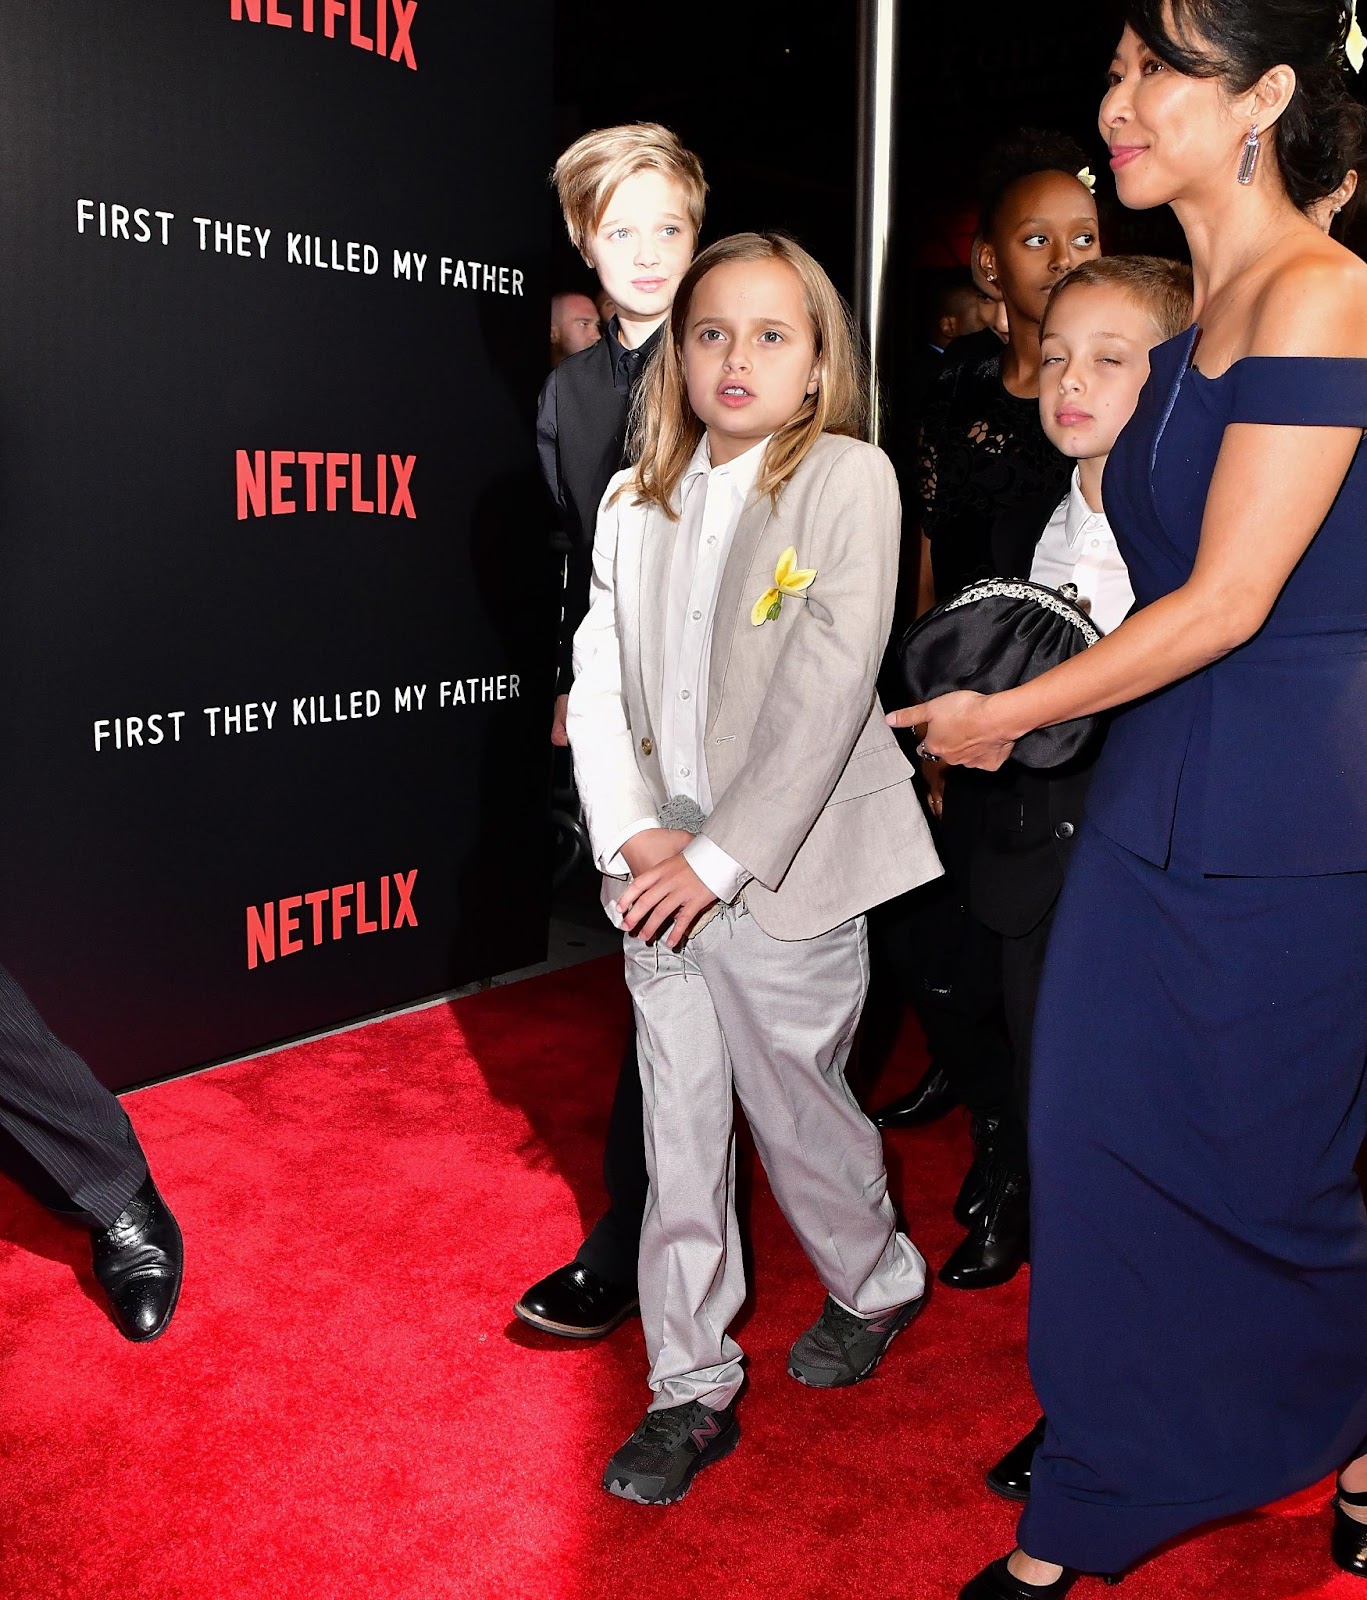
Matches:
[0,963,147,1229]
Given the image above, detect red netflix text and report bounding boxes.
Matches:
[247,870,418,969]
[229,0,418,70]
[236,452,417,520]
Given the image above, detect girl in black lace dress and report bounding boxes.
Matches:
[917,132,1102,602]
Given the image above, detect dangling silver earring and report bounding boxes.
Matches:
[1237,123,1260,185]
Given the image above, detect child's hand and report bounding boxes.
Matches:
[617,855,719,949]
[621,829,693,877]
[550,693,570,747]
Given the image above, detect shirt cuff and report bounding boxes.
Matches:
[602,817,659,877]
[684,834,751,905]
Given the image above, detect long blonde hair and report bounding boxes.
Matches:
[626,233,868,516]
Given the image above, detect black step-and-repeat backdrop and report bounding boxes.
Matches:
[0,2,552,1088]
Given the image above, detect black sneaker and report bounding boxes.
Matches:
[787,1292,925,1387]
[602,1400,740,1505]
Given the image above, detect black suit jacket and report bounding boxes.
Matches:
[538,330,661,691]
[967,489,1108,939]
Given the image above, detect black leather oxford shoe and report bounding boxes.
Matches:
[90,1175,184,1342]
[986,1416,1047,1501]
[940,1163,1029,1290]
[514,1260,639,1339]
[872,1063,959,1129]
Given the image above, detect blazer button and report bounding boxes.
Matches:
[640,737,654,757]
[1054,821,1075,840]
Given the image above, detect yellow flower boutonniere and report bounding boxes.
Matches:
[751,546,817,626]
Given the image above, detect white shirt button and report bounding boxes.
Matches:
[679,766,690,778]
[706,536,716,545]
[692,610,702,621]
[680,689,691,700]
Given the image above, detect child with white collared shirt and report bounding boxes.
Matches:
[568,232,941,1506]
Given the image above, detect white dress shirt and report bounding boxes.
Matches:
[1028,468,1134,635]
[609,435,769,903]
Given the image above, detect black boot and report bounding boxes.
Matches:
[90,1175,184,1342]
[940,1162,1030,1290]
[872,1063,959,1129]
[1332,1479,1367,1576]
[986,1416,1047,1501]
[953,1112,1002,1228]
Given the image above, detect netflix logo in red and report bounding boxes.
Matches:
[247,870,418,969]
[230,0,418,70]
[236,451,416,520]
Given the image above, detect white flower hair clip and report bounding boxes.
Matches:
[1076,167,1097,193]
[1349,0,1365,74]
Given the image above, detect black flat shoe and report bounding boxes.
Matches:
[1332,1480,1367,1576]
[986,1415,1047,1501]
[514,1260,639,1339]
[90,1175,183,1342]
[872,1063,959,1129]
[959,1554,1124,1598]
[940,1163,1029,1290]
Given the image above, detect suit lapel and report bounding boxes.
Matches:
[638,498,681,725]
[706,493,774,735]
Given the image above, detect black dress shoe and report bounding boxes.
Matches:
[959,1554,1124,1598]
[939,1163,1029,1290]
[1332,1480,1367,1575]
[986,1415,1047,1501]
[872,1063,959,1129]
[953,1112,1003,1227]
[514,1260,639,1339]
[90,1175,183,1342]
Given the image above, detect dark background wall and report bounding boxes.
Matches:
[548,1,1186,415]
[0,1,552,1088]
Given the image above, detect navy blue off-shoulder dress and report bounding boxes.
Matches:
[1017,328,1367,1574]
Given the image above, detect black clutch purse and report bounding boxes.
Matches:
[896,579,1103,769]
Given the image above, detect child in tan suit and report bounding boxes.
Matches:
[568,233,942,1504]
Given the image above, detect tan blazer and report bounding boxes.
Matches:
[567,431,942,940]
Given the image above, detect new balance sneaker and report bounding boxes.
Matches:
[787,1292,925,1388]
[602,1400,740,1505]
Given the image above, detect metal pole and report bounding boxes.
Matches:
[854,0,898,446]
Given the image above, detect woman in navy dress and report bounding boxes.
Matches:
[893,1,1367,1594]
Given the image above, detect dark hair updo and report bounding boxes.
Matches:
[977,127,1096,239]
[1125,0,1367,209]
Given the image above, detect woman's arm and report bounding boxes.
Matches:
[893,254,1367,768]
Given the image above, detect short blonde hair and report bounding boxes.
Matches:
[553,123,707,260]
[1042,255,1194,344]
[627,232,868,517]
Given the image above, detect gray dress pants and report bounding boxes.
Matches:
[624,901,926,1411]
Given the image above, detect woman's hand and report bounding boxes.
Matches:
[887,690,1018,771]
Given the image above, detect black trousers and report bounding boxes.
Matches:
[0,962,147,1228]
[574,1028,648,1288]
[1001,903,1061,1130]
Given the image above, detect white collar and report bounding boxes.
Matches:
[682,433,771,500]
[1063,466,1107,548]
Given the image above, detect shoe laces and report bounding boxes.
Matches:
[633,1404,700,1450]
[815,1297,870,1351]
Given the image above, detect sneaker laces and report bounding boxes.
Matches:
[633,1405,699,1449]
[812,1298,870,1354]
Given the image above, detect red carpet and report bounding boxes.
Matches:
[0,956,1359,1600]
